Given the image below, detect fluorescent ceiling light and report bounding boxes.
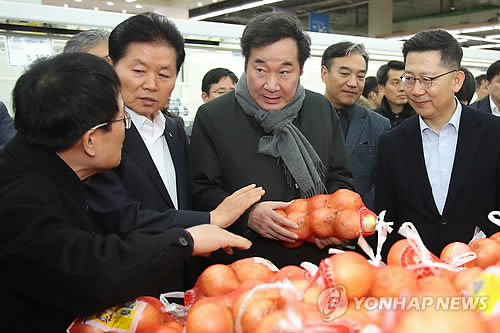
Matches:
[190,0,283,21]
[457,25,500,34]
[468,43,500,49]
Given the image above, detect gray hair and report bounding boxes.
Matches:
[321,41,369,71]
[63,29,110,53]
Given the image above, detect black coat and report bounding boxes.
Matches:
[0,136,194,332]
[188,90,354,268]
[374,96,415,128]
[469,96,492,113]
[375,105,500,257]
[86,113,210,291]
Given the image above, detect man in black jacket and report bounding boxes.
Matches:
[374,60,415,127]
[0,52,257,332]
[469,60,500,116]
[375,30,500,258]
[189,13,354,268]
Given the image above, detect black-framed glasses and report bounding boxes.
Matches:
[400,70,457,89]
[91,112,131,130]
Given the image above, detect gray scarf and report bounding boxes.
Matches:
[235,72,327,198]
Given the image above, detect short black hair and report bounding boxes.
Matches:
[109,12,185,74]
[402,29,462,70]
[486,60,500,82]
[63,29,110,53]
[13,53,121,152]
[362,76,378,98]
[201,68,238,93]
[240,12,311,71]
[475,73,487,88]
[321,41,369,71]
[376,60,405,86]
[456,66,475,104]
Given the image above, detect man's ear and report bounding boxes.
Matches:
[378,84,385,95]
[81,130,97,157]
[452,70,466,94]
[106,56,113,65]
[201,92,209,103]
[320,65,328,83]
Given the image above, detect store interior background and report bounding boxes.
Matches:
[1,0,500,126]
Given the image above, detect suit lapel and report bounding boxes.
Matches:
[345,105,367,156]
[162,117,187,208]
[403,116,441,215]
[443,107,483,214]
[123,124,175,207]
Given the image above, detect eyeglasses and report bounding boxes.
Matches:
[91,112,132,130]
[209,88,234,96]
[400,70,457,89]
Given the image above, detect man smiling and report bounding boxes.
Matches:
[375,29,500,257]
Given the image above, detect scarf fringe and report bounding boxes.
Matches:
[279,157,328,198]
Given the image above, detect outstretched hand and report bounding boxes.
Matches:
[187,224,252,256]
[210,184,265,229]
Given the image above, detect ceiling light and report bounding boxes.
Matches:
[94,6,99,10]
[197,2,203,6]
[122,9,127,13]
[135,4,142,8]
[125,0,136,2]
[468,43,500,49]
[74,0,82,2]
[457,25,500,34]
[106,2,113,5]
[190,0,284,20]
[63,4,69,7]
[213,0,218,2]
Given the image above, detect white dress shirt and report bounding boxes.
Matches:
[419,99,461,215]
[489,96,500,117]
[127,107,178,209]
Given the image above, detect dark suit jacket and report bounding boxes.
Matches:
[86,112,210,291]
[189,90,354,268]
[345,103,390,210]
[469,96,492,113]
[0,102,16,149]
[375,104,500,257]
[0,136,194,332]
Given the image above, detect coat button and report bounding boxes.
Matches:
[441,218,447,225]
[179,237,188,246]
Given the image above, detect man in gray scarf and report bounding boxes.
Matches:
[189,13,354,268]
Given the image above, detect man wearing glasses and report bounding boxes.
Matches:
[201,67,238,103]
[375,29,500,258]
[0,53,254,332]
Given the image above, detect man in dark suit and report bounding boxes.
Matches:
[375,29,500,257]
[469,60,500,116]
[321,41,390,210]
[0,52,253,332]
[0,102,16,149]
[85,13,264,291]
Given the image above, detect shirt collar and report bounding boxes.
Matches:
[126,106,165,133]
[419,97,462,133]
[489,95,499,114]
